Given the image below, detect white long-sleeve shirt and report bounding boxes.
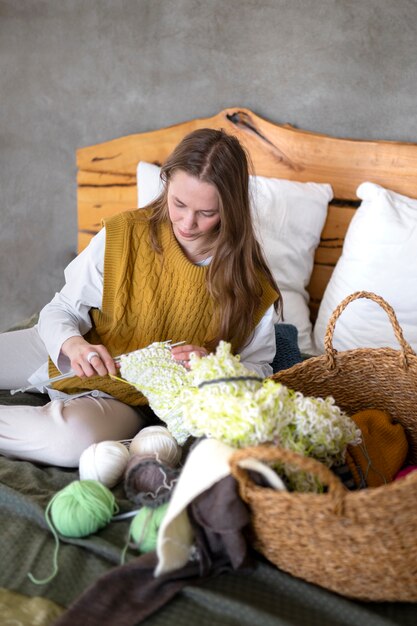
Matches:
[35,227,277,394]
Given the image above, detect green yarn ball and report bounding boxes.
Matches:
[130,502,169,553]
[49,479,117,538]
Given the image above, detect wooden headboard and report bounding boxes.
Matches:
[77,107,417,321]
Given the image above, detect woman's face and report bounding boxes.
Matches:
[167,170,221,260]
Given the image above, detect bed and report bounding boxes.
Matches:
[1,108,417,626]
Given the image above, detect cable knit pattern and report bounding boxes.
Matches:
[49,209,277,404]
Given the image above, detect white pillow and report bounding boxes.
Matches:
[136,161,333,354]
[313,182,417,353]
[137,162,164,207]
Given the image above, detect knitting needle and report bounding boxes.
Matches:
[10,340,186,395]
[112,509,141,522]
[10,371,76,395]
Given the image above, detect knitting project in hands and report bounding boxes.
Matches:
[118,342,361,491]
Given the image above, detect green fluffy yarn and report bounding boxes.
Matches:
[28,479,118,585]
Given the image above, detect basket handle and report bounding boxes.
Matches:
[324,291,415,369]
[229,445,346,515]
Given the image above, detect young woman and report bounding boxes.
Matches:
[0,129,281,466]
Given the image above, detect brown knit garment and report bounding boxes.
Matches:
[346,408,409,488]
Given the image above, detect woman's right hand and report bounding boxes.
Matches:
[61,336,117,378]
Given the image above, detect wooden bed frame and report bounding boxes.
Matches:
[77,107,417,321]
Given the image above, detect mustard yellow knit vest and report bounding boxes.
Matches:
[49,209,277,405]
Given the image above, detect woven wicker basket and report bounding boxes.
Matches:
[229,292,417,602]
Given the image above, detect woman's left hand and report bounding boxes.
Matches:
[170,344,208,369]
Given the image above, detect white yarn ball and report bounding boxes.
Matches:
[79,440,130,488]
[129,426,182,466]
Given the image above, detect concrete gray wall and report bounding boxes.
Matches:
[1,0,417,330]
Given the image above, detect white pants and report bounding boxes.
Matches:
[0,327,145,467]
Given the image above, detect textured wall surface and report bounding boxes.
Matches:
[1,0,417,329]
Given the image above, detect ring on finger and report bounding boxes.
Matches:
[191,351,206,359]
[86,351,100,364]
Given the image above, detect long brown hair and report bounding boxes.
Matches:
[147,128,281,351]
